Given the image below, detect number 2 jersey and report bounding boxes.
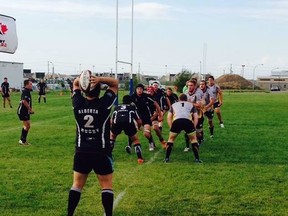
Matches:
[72,89,116,154]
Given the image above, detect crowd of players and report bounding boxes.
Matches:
[111,76,224,164]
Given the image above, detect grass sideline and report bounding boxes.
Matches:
[0,90,287,216]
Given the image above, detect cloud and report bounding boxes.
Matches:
[0,0,182,20]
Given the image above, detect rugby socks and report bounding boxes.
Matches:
[20,128,28,142]
[209,126,214,136]
[44,97,46,103]
[102,189,114,216]
[68,187,81,216]
[134,143,143,159]
[128,136,132,147]
[191,143,200,160]
[159,126,162,132]
[165,142,173,159]
[184,133,190,148]
[110,139,115,151]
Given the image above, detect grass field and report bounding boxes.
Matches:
[0,90,287,216]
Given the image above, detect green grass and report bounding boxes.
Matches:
[0,90,287,216]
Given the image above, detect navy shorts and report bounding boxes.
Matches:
[18,114,30,121]
[73,152,113,175]
[170,119,195,134]
[111,122,138,137]
[205,110,214,120]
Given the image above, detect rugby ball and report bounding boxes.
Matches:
[79,70,94,92]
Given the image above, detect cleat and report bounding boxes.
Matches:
[19,140,31,146]
[210,135,214,138]
[125,146,132,154]
[149,143,155,151]
[160,140,167,149]
[220,123,224,128]
[137,158,144,164]
[194,159,203,164]
[183,147,190,152]
[163,158,170,163]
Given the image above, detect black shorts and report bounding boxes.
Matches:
[18,114,30,121]
[73,152,113,175]
[141,116,152,126]
[2,93,9,98]
[214,102,221,109]
[205,110,214,120]
[170,119,195,134]
[196,116,204,129]
[111,122,138,137]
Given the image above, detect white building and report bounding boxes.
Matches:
[0,61,23,90]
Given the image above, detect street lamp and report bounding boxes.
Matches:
[49,61,55,89]
[252,64,263,90]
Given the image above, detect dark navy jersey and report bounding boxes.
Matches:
[130,93,155,119]
[72,89,116,153]
[1,82,9,94]
[111,104,140,124]
[154,89,168,110]
[37,82,47,94]
[17,88,32,115]
[167,93,178,105]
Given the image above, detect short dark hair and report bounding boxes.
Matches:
[122,95,132,104]
[178,93,187,101]
[4,77,7,80]
[208,75,215,80]
[24,79,30,86]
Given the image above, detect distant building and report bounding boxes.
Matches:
[257,71,288,91]
[0,61,23,89]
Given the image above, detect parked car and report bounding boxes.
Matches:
[270,86,280,91]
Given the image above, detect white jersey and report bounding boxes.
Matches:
[186,88,201,104]
[169,101,197,121]
[208,84,221,102]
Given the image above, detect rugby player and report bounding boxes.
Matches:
[36,79,48,103]
[131,83,163,151]
[164,93,202,163]
[197,80,215,143]
[17,79,34,145]
[166,87,178,105]
[67,75,118,216]
[146,86,167,149]
[1,77,13,108]
[208,75,224,133]
[151,81,171,132]
[110,95,144,164]
[183,78,202,151]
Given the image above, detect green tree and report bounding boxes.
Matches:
[173,69,193,93]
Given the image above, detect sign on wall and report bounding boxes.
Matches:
[0,14,18,54]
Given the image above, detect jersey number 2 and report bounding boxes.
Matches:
[84,115,94,128]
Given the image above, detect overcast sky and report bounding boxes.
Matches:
[1,0,288,79]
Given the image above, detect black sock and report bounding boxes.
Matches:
[159,126,162,132]
[209,126,214,136]
[134,143,143,159]
[68,188,81,216]
[44,97,46,103]
[148,135,154,143]
[110,139,115,151]
[38,97,40,103]
[184,133,190,148]
[102,189,114,216]
[21,128,28,142]
[191,143,200,160]
[165,142,173,159]
[128,136,132,147]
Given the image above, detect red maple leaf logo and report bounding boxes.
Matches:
[0,23,8,35]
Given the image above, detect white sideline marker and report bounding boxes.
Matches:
[105,149,162,215]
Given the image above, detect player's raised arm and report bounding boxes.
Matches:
[90,76,119,94]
